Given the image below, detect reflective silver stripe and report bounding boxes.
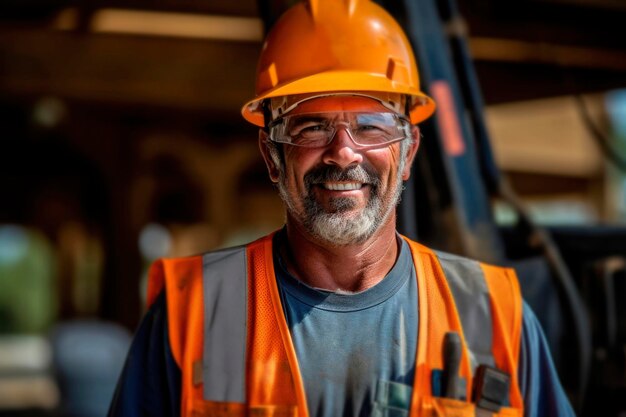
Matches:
[435,251,495,372]
[202,246,248,402]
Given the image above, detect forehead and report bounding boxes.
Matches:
[287,96,390,115]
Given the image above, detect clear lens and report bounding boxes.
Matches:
[269,111,411,148]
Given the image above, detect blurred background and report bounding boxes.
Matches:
[0,0,624,416]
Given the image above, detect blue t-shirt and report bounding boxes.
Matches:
[108,240,576,417]
[275,237,418,416]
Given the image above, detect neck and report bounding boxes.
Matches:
[281,214,400,293]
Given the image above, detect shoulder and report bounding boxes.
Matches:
[147,233,277,308]
[401,234,513,269]
[147,253,204,309]
[148,247,246,300]
[434,247,517,278]
[434,249,490,269]
[432,248,520,292]
[400,235,521,316]
[400,235,504,270]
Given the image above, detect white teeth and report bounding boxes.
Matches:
[323,182,362,191]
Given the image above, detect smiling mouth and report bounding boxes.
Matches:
[322,182,364,191]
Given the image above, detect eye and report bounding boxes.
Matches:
[354,123,393,138]
[356,124,384,132]
[300,123,325,133]
[289,120,331,137]
[353,114,395,135]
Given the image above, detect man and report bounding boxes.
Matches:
[109,1,575,416]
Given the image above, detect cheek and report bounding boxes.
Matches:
[281,165,308,199]
[365,150,400,188]
[283,149,322,187]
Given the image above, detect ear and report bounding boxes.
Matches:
[401,125,421,181]
[258,130,281,183]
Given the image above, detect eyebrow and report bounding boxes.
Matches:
[288,115,331,126]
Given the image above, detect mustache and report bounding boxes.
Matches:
[303,164,381,188]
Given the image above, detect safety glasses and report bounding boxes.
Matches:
[268,111,412,148]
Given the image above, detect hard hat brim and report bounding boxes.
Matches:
[241,70,436,127]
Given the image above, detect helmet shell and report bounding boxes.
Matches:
[241,0,436,126]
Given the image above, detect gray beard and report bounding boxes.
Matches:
[273,143,408,246]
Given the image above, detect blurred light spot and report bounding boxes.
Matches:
[32,97,66,129]
[139,223,171,260]
[493,201,519,226]
[606,89,626,138]
[0,225,29,266]
[529,200,596,225]
[90,9,263,42]
[52,8,79,31]
[0,335,52,371]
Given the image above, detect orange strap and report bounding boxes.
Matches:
[246,235,308,416]
[405,238,523,416]
[405,240,475,415]
[148,256,205,416]
[480,264,524,409]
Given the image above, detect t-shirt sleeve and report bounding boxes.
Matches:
[108,291,181,417]
[518,301,576,417]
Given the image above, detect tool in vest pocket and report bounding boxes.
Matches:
[472,364,510,412]
[431,331,467,399]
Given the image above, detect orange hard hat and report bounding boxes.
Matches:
[241,0,436,127]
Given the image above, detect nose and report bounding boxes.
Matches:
[321,126,364,169]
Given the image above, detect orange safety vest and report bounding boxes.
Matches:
[147,233,524,417]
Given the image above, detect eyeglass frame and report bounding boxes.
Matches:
[266,110,414,149]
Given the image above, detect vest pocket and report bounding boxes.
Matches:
[430,397,475,417]
[190,400,246,417]
[248,405,298,416]
[490,406,522,417]
[190,400,297,417]
[428,398,521,417]
[372,379,413,416]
